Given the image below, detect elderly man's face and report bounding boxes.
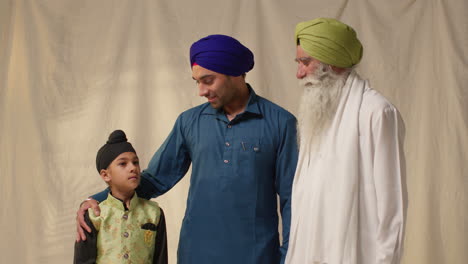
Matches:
[295,45,323,79]
[192,65,238,110]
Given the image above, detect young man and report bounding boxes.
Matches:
[74,130,167,264]
[77,35,298,264]
[286,18,406,264]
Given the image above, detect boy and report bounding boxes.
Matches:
[74,130,167,264]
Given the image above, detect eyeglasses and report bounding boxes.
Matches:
[294,56,315,66]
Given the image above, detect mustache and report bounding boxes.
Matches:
[299,75,322,87]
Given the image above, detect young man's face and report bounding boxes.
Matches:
[103,152,141,194]
[192,64,238,110]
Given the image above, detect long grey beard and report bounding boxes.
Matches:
[297,66,347,148]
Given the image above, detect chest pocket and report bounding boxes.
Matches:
[238,138,261,154]
[240,137,277,183]
[236,137,275,168]
[236,137,262,163]
[240,133,276,155]
[137,226,157,249]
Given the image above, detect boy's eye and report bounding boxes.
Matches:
[119,162,126,166]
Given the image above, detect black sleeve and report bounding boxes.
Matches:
[153,209,168,264]
[74,211,98,264]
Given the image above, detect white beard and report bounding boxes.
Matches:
[297,64,347,148]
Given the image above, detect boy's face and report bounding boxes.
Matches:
[101,152,141,194]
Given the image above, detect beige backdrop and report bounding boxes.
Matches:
[1,0,467,263]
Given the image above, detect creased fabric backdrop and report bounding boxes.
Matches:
[1,0,467,263]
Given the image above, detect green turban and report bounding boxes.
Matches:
[295,18,363,68]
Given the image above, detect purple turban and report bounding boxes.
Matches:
[190,34,254,76]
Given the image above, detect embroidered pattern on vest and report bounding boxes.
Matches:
[89,193,161,263]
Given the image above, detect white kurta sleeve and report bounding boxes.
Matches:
[371,106,406,264]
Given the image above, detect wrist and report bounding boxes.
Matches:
[80,197,95,207]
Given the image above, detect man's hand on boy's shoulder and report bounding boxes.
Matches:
[76,198,100,242]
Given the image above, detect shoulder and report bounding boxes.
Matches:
[256,95,296,122]
[349,72,399,116]
[180,103,210,117]
[175,103,211,124]
[88,198,110,218]
[165,103,211,135]
[138,197,160,207]
[138,197,162,211]
[359,88,404,135]
[360,88,400,118]
[86,208,101,230]
[87,197,112,221]
[137,198,163,224]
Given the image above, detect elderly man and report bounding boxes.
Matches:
[285,18,406,264]
[77,35,298,264]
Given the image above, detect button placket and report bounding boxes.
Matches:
[223,123,233,165]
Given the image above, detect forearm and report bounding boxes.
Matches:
[136,115,192,200]
[279,199,291,264]
[276,117,298,263]
[375,166,405,264]
[153,209,168,264]
[373,108,406,264]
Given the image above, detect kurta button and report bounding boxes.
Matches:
[123,232,129,238]
[123,253,129,259]
[227,125,232,128]
[224,160,229,163]
[225,142,230,147]
[253,147,259,152]
[122,214,128,220]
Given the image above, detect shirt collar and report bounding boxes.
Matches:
[201,83,263,118]
[106,192,139,211]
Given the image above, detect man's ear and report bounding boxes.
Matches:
[330,65,349,75]
[100,169,111,183]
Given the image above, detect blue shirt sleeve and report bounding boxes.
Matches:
[135,115,192,199]
[91,115,191,201]
[275,116,298,264]
[91,188,109,202]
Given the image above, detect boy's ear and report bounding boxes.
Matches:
[100,169,111,183]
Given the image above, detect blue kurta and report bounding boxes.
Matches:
[94,85,298,264]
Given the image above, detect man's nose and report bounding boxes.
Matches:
[198,84,208,97]
[296,64,306,79]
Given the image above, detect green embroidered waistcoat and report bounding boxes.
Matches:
[88,193,161,264]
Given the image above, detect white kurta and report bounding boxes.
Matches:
[286,72,406,264]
